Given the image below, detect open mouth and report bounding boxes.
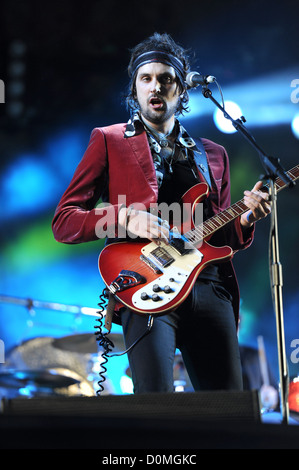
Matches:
[149,96,165,110]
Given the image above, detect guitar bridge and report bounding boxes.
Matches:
[108,270,145,294]
[140,254,162,274]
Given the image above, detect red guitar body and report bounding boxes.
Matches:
[98,183,233,315]
[98,164,298,315]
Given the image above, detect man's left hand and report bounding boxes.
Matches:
[240,181,271,228]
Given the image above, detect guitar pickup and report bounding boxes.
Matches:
[108,270,145,294]
[140,255,162,274]
[148,246,174,268]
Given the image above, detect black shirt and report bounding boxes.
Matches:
[157,144,222,283]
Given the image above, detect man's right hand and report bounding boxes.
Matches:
[119,207,170,245]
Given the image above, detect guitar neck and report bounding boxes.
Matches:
[185,164,299,244]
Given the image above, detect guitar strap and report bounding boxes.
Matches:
[192,137,212,190]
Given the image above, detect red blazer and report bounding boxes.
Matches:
[52,123,254,324]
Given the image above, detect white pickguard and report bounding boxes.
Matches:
[131,241,203,311]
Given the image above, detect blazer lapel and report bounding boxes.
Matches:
[126,130,159,199]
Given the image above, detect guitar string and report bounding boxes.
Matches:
[112,166,299,277]
[106,167,299,303]
[184,166,298,244]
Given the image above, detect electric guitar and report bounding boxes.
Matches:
[98,165,298,316]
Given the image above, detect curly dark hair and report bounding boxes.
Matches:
[126,32,191,116]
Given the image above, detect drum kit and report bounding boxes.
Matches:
[0,334,122,399]
[0,294,127,399]
[0,294,197,400]
[0,294,298,418]
[0,334,195,399]
[0,334,139,399]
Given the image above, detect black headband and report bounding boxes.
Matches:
[129,50,186,87]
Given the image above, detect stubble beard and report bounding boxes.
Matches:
[139,99,180,126]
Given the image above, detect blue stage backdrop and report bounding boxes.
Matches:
[0,0,298,396]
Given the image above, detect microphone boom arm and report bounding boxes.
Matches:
[201,86,294,187]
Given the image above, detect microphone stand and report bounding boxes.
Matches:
[200,85,295,425]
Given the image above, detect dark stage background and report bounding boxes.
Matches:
[0,0,298,397]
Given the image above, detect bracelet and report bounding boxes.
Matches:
[246,211,252,223]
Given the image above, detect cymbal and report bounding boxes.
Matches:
[0,369,80,389]
[53,334,99,354]
[52,333,125,354]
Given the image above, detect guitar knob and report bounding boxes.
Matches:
[140,292,149,300]
[163,285,173,294]
[152,284,161,292]
[152,294,161,302]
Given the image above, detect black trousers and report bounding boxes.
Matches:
[121,280,243,393]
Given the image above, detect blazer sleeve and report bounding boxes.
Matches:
[52,128,123,244]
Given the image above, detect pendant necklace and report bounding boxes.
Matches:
[144,122,176,173]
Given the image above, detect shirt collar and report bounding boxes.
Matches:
[124,112,199,151]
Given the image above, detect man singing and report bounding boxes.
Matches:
[52,33,271,394]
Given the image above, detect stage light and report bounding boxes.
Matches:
[291,113,299,139]
[0,128,86,221]
[213,101,243,134]
[6,40,27,118]
[120,375,133,394]
[1,155,59,218]
[183,68,299,130]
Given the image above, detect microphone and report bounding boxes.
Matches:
[186,71,216,88]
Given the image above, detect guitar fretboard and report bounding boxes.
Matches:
[185,164,299,245]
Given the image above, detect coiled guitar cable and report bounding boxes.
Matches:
[94,287,154,395]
